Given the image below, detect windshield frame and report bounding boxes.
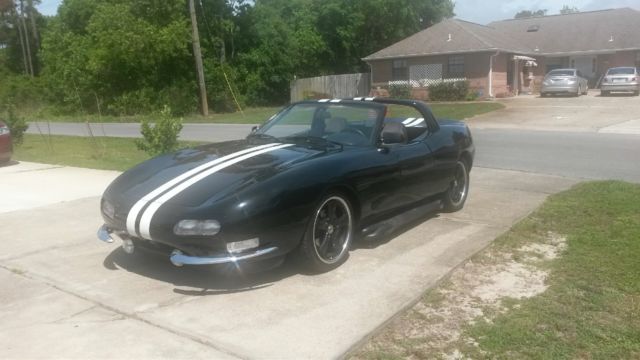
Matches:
[254,101,388,147]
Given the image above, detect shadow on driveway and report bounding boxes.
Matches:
[101,205,442,296]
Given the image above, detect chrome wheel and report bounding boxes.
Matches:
[448,161,468,207]
[312,196,352,265]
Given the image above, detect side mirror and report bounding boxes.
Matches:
[250,126,259,134]
[380,122,407,145]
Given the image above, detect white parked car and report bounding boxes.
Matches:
[600,67,640,96]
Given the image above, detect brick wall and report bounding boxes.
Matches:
[612,51,637,67]
[368,52,494,98]
[491,53,509,97]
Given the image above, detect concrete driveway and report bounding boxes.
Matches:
[467,90,640,134]
[0,161,577,359]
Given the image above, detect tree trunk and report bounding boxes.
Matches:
[188,0,208,116]
[26,0,39,49]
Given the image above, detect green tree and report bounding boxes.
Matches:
[514,9,548,18]
[40,0,192,114]
[560,5,579,14]
[232,0,454,104]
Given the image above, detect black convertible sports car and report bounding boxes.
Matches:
[98,98,474,272]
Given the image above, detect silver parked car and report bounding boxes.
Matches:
[600,67,640,96]
[541,68,589,97]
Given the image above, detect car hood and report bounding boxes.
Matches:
[104,139,329,208]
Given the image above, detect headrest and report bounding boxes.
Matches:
[381,122,407,144]
[325,117,347,133]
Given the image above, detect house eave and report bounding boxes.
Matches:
[537,47,640,56]
[363,48,535,62]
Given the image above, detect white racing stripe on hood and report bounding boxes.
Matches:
[125,143,282,236]
[137,143,294,240]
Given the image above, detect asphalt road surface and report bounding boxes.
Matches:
[27,122,640,182]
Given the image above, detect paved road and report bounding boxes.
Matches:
[0,162,577,359]
[28,122,255,143]
[473,129,640,182]
[27,122,640,183]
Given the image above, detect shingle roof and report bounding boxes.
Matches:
[363,8,640,61]
[363,19,531,61]
[489,8,640,55]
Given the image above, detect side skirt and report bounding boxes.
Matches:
[360,198,443,241]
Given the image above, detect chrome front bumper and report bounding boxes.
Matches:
[169,247,279,267]
[97,224,278,267]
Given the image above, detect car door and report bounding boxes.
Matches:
[393,135,439,203]
[423,128,460,194]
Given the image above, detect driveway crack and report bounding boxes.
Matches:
[0,263,246,359]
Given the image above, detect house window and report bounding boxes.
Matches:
[392,59,408,80]
[448,55,464,77]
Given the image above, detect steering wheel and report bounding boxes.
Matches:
[341,127,367,138]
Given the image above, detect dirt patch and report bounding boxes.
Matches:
[354,232,567,359]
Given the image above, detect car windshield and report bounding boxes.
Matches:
[548,70,575,77]
[607,67,635,75]
[253,102,382,147]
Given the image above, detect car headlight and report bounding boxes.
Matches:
[567,80,576,84]
[174,219,221,236]
[102,199,115,219]
[0,126,9,136]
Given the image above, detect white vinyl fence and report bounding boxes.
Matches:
[290,73,371,102]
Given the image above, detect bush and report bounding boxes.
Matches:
[3,105,29,146]
[204,60,246,113]
[389,83,412,99]
[0,74,48,112]
[135,105,183,156]
[428,80,469,101]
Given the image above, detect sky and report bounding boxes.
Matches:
[36,0,640,23]
[454,0,640,24]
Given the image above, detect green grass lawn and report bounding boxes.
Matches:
[355,181,640,359]
[25,103,504,124]
[13,134,200,171]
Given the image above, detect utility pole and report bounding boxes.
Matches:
[188,0,208,116]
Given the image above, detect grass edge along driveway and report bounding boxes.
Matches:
[352,181,640,359]
[13,134,202,171]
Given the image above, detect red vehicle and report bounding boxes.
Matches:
[0,121,12,163]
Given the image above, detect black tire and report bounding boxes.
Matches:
[540,92,547,98]
[442,159,470,212]
[634,90,639,96]
[601,90,609,97]
[298,193,354,273]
